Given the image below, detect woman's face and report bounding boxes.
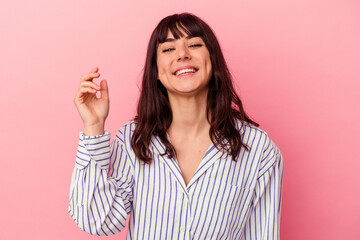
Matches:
[156,29,212,97]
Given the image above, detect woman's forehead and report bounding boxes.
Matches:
[167,24,189,38]
[166,28,187,39]
[164,28,203,41]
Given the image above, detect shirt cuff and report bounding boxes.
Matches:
[75,131,111,169]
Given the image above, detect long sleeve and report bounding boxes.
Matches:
[242,135,283,240]
[68,130,134,236]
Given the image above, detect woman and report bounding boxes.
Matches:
[69,13,283,239]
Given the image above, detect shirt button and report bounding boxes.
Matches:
[180,226,186,232]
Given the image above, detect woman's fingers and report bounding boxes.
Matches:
[74,85,96,104]
[80,72,100,82]
[79,87,97,94]
[74,68,109,104]
[80,81,101,91]
[90,67,98,73]
[99,80,109,100]
[80,71,100,82]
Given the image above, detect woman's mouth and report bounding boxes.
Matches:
[173,67,199,77]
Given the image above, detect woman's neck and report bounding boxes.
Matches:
[167,89,210,138]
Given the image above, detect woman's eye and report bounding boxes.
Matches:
[190,44,203,48]
[162,48,174,53]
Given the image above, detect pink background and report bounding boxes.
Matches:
[1,0,359,239]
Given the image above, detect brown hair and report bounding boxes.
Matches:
[131,13,259,163]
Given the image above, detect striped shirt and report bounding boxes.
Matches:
[68,120,283,239]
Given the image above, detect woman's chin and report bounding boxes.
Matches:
[168,85,209,97]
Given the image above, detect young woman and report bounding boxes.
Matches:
[69,13,283,239]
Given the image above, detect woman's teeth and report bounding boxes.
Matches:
[175,68,196,76]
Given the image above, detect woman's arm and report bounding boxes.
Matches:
[242,136,283,239]
[68,130,134,235]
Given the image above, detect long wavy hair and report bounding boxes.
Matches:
[131,13,259,163]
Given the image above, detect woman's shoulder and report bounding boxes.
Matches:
[235,119,280,154]
[235,118,266,136]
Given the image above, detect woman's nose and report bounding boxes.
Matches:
[177,45,191,61]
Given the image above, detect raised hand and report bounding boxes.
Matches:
[74,67,109,136]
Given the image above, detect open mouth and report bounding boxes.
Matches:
[173,67,199,76]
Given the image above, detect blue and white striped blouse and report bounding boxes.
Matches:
[68,120,283,239]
